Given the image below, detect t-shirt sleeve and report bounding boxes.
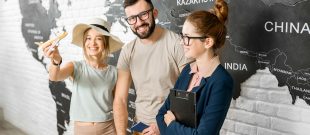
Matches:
[72,61,81,82]
[111,65,118,84]
[117,43,132,71]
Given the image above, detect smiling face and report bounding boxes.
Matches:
[181,20,207,59]
[83,28,108,60]
[124,0,157,39]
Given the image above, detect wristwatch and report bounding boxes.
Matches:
[52,59,62,66]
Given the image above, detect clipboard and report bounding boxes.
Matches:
[169,89,197,128]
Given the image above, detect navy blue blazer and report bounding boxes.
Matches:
[156,64,233,135]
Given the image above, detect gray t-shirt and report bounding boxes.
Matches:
[117,27,189,124]
[70,60,117,122]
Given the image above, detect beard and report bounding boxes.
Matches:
[131,16,156,39]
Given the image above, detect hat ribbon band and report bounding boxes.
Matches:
[90,24,109,32]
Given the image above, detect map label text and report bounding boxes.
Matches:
[177,0,213,6]
[225,63,248,71]
[265,21,310,34]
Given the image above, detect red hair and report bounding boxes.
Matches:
[186,0,228,52]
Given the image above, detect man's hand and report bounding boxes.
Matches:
[142,123,160,135]
[164,110,176,126]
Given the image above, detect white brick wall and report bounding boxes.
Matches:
[0,0,133,135]
[0,0,58,134]
[1,0,310,135]
[222,68,310,135]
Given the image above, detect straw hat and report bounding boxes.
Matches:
[71,18,123,53]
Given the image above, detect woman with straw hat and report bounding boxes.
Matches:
[41,18,123,135]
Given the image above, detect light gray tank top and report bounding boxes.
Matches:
[70,60,117,122]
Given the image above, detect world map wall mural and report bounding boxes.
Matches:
[106,0,310,103]
[18,0,309,134]
[19,0,71,135]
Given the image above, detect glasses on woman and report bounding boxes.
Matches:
[179,33,207,46]
[125,8,154,25]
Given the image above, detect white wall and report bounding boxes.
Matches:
[0,0,132,135]
[221,68,310,135]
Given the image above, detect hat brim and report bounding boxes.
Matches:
[71,24,123,53]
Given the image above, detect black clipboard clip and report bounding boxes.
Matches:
[175,90,191,100]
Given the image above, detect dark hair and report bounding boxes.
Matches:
[123,0,154,9]
[186,0,228,52]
